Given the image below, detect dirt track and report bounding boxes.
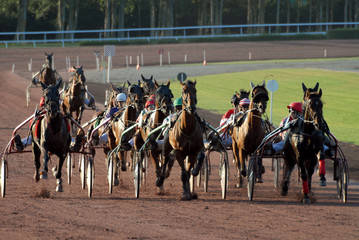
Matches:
[0,41,359,239]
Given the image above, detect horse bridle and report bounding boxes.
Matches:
[181,82,197,113]
[302,97,323,130]
[155,86,173,114]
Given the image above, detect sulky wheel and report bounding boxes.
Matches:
[273,158,281,189]
[1,159,8,198]
[247,156,257,201]
[80,155,86,190]
[67,153,72,185]
[134,152,142,198]
[203,153,209,193]
[108,155,114,194]
[87,156,94,197]
[219,152,228,199]
[341,160,349,203]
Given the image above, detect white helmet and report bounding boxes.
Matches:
[116,93,127,102]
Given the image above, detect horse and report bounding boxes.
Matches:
[61,66,86,135]
[133,79,173,193]
[31,80,71,192]
[107,82,127,109]
[231,81,269,187]
[281,83,325,203]
[38,52,57,86]
[157,80,205,200]
[107,81,145,184]
[140,74,156,98]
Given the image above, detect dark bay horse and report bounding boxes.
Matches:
[133,79,173,193]
[39,52,57,86]
[281,83,324,203]
[157,80,204,200]
[62,66,86,134]
[32,80,71,192]
[141,74,156,98]
[231,81,269,187]
[107,81,145,183]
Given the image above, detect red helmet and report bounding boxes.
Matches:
[145,99,156,108]
[287,102,302,113]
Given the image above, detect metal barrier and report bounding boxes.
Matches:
[0,22,358,48]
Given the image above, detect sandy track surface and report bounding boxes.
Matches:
[0,41,359,239]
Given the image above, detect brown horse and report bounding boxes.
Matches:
[61,66,86,134]
[32,80,71,192]
[133,79,173,193]
[281,83,325,203]
[38,52,57,86]
[107,81,145,184]
[141,74,156,98]
[157,80,204,200]
[231,81,269,187]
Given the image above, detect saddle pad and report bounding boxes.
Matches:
[32,115,70,139]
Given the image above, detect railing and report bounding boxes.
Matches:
[0,22,358,48]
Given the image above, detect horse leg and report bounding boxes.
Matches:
[156,133,172,187]
[298,156,310,203]
[53,154,66,192]
[40,148,49,179]
[232,143,242,188]
[191,151,204,177]
[307,156,318,193]
[32,142,41,182]
[256,157,264,183]
[281,156,295,196]
[78,106,85,125]
[180,166,192,201]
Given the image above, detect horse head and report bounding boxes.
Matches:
[302,84,323,131]
[41,80,61,118]
[250,80,268,114]
[302,82,319,100]
[72,66,86,84]
[236,89,250,100]
[44,52,53,69]
[180,80,197,114]
[154,79,174,115]
[127,80,145,113]
[141,74,156,97]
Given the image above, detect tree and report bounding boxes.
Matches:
[16,0,28,39]
[56,0,66,39]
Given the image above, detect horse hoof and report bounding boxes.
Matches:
[34,173,40,182]
[56,179,63,192]
[192,193,198,199]
[261,166,265,174]
[241,170,247,177]
[155,177,164,187]
[319,175,327,187]
[40,171,48,179]
[121,164,127,172]
[302,197,310,204]
[114,177,120,186]
[180,194,192,201]
[165,170,171,179]
[281,186,288,196]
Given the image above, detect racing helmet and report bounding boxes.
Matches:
[173,97,182,107]
[287,102,302,113]
[145,99,156,108]
[116,93,127,102]
[239,98,250,106]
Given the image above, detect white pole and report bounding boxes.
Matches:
[270,91,273,123]
[249,52,252,60]
[12,64,15,73]
[184,54,187,63]
[96,56,100,71]
[129,56,132,65]
[77,56,79,66]
[203,50,206,62]
[107,56,111,83]
[126,55,129,69]
[160,53,162,67]
[168,51,171,65]
[141,53,144,66]
[137,55,139,67]
[324,49,327,58]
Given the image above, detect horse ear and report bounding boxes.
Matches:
[150,75,153,80]
[122,82,126,89]
[73,65,76,70]
[40,81,48,90]
[194,79,197,85]
[44,52,47,56]
[141,74,145,81]
[50,53,53,56]
[127,80,131,86]
[167,79,170,87]
[154,79,159,88]
[138,80,141,85]
[110,83,115,91]
[313,82,319,92]
[318,88,322,98]
[262,80,266,87]
[250,81,255,89]
[55,79,62,89]
[302,83,307,93]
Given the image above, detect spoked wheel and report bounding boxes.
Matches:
[341,160,349,203]
[247,156,257,201]
[142,152,147,186]
[80,154,86,190]
[203,153,209,193]
[1,159,8,198]
[67,153,72,184]
[108,155,114,194]
[87,157,94,197]
[219,152,228,199]
[134,152,142,198]
[273,158,281,189]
